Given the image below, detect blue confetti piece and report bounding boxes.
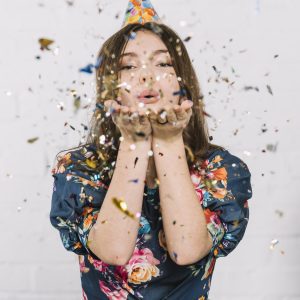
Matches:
[95,103,104,110]
[129,179,139,184]
[173,88,187,96]
[79,64,94,74]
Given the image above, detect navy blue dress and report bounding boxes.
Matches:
[50,144,252,300]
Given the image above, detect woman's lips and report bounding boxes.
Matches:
[137,90,160,104]
[138,97,159,104]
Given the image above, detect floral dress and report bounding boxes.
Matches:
[49,144,252,300]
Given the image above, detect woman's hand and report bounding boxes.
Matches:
[104,100,152,144]
[148,100,193,142]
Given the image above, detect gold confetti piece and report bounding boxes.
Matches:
[184,145,195,162]
[85,159,97,169]
[112,197,137,219]
[38,38,54,50]
[27,137,39,144]
[86,239,92,248]
[232,220,239,228]
[74,96,81,110]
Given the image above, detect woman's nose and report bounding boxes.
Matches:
[139,67,154,84]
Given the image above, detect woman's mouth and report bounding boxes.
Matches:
[137,90,160,104]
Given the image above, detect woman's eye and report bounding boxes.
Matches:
[120,65,136,70]
[157,62,173,67]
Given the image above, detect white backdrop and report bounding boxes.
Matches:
[0,0,299,299]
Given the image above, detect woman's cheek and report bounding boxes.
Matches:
[119,89,133,107]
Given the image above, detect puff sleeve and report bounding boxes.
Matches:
[49,149,108,259]
[192,149,253,259]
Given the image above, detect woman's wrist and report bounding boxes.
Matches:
[120,135,152,150]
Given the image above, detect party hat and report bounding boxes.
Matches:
[122,0,161,27]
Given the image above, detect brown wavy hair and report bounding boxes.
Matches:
[55,22,225,183]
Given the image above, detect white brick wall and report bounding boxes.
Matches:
[1,0,299,299]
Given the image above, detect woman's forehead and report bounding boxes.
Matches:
[122,30,168,57]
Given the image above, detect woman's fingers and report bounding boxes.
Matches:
[130,111,140,126]
[120,106,130,125]
[104,99,120,113]
[157,109,168,124]
[166,108,177,123]
[181,99,193,110]
[174,105,186,120]
[139,110,148,125]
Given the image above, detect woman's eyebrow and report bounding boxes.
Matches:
[120,49,169,59]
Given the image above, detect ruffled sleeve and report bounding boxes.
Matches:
[49,146,108,259]
[191,148,253,259]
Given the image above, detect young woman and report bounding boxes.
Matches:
[50,1,253,299]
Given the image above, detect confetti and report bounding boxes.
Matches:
[38,38,54,51]
[112,197,138,219]
[184,36,192,42]
[129,179,139,184]
[243,150,251,156]
[270,239,279,250]
[81,123,88,131]
[275,210,284,217]
[134,157,139,168]
[79,64,94,74]
[266,143,278,152]
[130,144,136,150]
[95,103,104,110]
[99,135,106,144]
[85,159,97,169]
[65,0,74,6]
[74,96,81,110]
[129,31,137,40]
[266,85,273,95]
[261,123,268,133]
[172,252,178,262]
[173,88,187,97]
[27,137,39,144]
[243,86,259,92]
[148,150,153,157]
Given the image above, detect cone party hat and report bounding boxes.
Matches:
[122,0,161,27]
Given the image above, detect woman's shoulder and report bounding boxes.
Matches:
[52,143,109,190]
[203,146,251,178]
[193,147,250,175]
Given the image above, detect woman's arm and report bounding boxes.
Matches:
[153,136,212,266]
[88,138,151,266]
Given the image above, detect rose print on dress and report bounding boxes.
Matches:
[125,247,160,284]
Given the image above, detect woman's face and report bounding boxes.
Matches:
[117,30,181,112]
